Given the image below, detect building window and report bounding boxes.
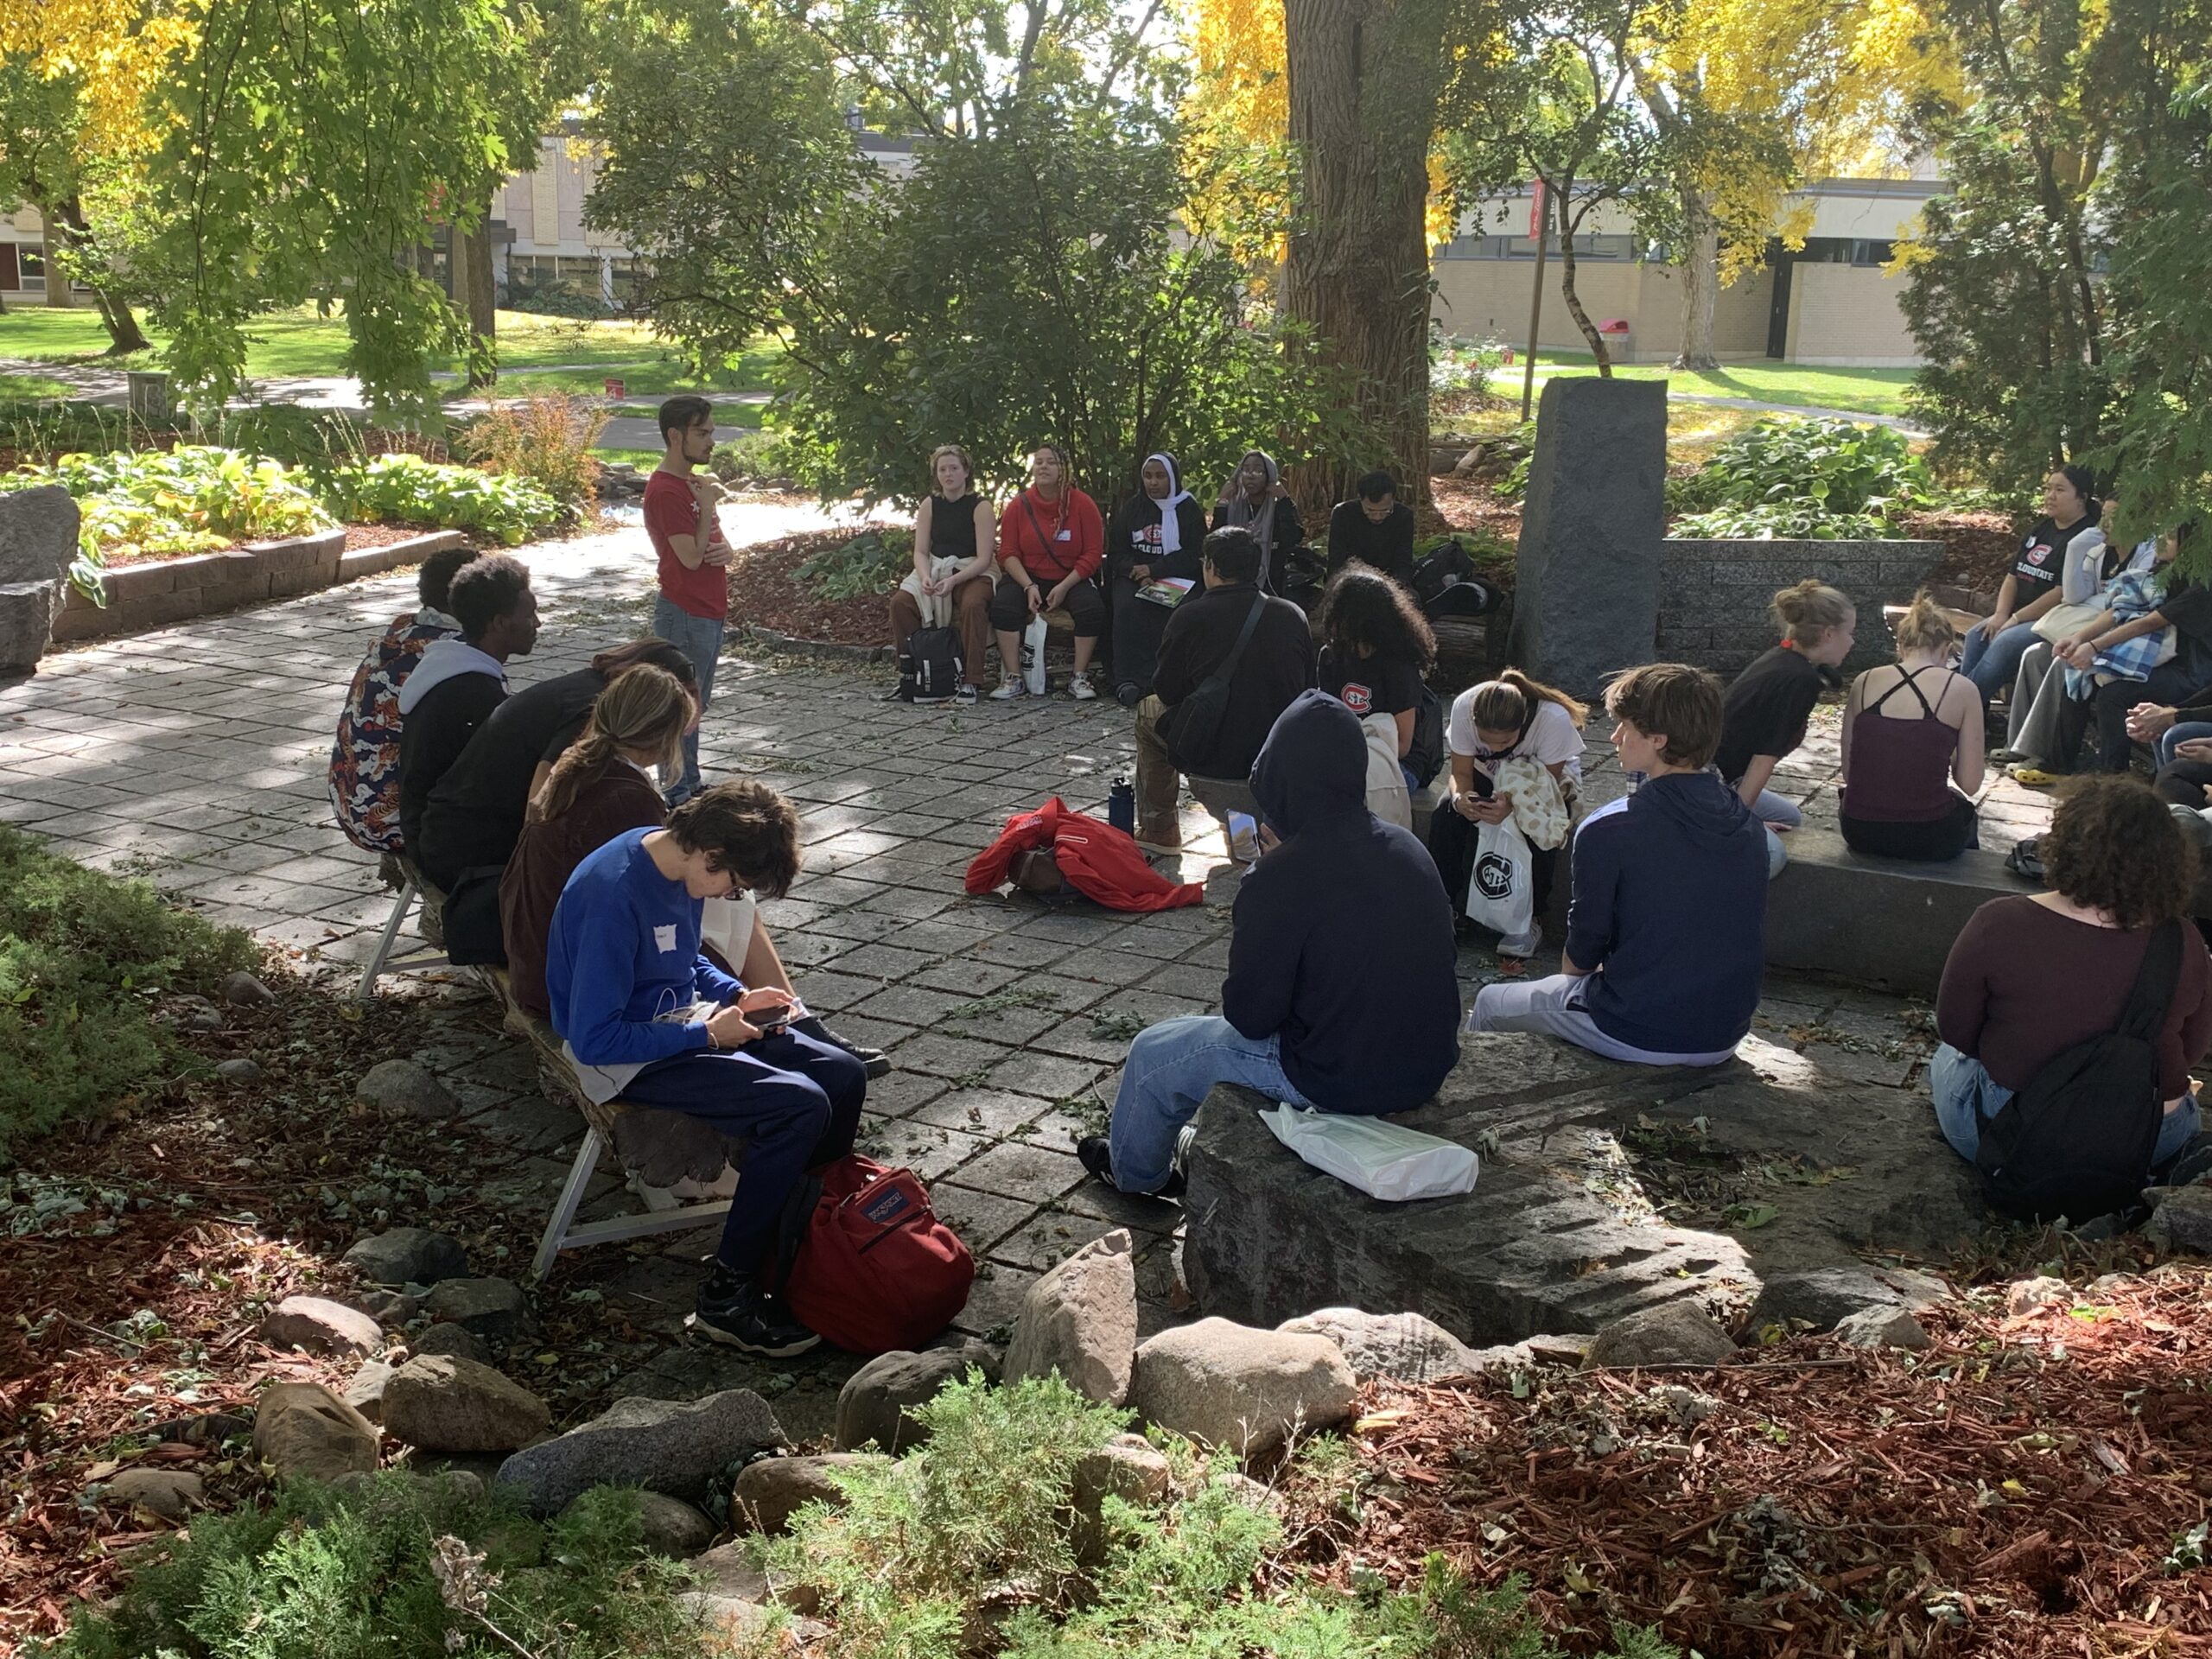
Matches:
[18,245,46,289]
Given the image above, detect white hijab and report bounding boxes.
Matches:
[1146,453,1192,555]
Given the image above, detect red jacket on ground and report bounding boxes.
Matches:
[965,797,1203,912]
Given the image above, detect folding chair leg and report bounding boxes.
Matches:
[533,1127,607,1281]
[355,876,418,1003]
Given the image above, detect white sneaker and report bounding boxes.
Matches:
[1497,926,1543,957]
[989,679,1029,701]
[1069,674,1097,701]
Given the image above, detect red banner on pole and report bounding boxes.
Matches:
[1529,180,1547,240]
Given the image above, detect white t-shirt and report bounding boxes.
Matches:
[1446,691,1586,783]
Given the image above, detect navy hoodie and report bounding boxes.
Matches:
[1228,690,1461,1112]
[1566,769,1770,1054]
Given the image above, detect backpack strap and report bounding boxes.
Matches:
[1193,593,1268,705]
[2118,918,2185,1043]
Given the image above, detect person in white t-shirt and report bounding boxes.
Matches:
[1427,669,1589,952]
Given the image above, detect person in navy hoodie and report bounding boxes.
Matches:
[544,779,865,1357]
[1078,690,1460,1196]
[1468,662,1769,1065]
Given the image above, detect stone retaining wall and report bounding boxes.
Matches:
[53,529,468,644]
[1657,537,1947,677]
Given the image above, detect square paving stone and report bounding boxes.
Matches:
[884,1030,1014,1081]
[861,1070,950,1119]
[776,931,860,969]
[988,1209,1135,1273]
[929,1183,1040,1255]
[851,886,965,921]
[856,1116,990,1181]
[912,957,1025,996]
[828,943,943,982]
[969,932,1077,969]
[908,1088,1055,1137]
[789,969,881,1013]
[949,1139,1086,1205]
[987,1052,1106,1102]
[951,1262,1041,1339]
[1135,962,1224,1003]
[852,983,976,1027]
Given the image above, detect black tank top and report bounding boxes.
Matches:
[930,492,980,560]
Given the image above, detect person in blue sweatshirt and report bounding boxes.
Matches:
[1468,662,1769,1064]
[545,780,866,1357]
[1078,690,1460,1196]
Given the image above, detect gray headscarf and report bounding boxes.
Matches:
[1217,449,1281,586]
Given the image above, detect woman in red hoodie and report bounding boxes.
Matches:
[988,442,1106,701]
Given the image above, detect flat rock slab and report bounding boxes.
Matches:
[1185,1032,1983,1346]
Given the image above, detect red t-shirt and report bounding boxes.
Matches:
[998,487,1103,584]
[644,468,729,621]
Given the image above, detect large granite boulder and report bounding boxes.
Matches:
[0,486,78,676]
[1506,378,1666,700]
[1184,1032,1984,1346]
[495,1389,783,1516]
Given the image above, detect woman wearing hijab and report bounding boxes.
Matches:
[1212,449,1306,600]
[1107,453,1209,707]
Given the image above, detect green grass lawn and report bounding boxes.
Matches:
[1485,351,1917,418]
[0,304,784,394]
[0,370,78,399]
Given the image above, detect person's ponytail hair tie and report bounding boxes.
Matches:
[1770,579,1853,649]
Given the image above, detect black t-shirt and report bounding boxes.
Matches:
[1713,645,1824,785]
[1325,500,1416,587]
[416,667,608,887]
[1318,645,1422,720]
[2012,515,2099,605]
[2161,576,2212,689]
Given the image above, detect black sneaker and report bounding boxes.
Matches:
[1076,1135,1185,1199]
[956,684,980,704]
[690,1268,820,1357]
[800,1018,891,1079]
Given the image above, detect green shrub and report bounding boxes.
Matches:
[216,405,376,474]
[48,1476,720,1659]
[0,825,256,1160]
[326,453,563,544]
[1675,416,1930,535]
[455,394,609,509]
[0,399,174,465]
[796,525,913,600]
[1431,332,1509,399]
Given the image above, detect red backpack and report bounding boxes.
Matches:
[773,1156,975,1355]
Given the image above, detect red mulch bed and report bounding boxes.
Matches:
[1910,509,2022,604]
[1287,1272,2212,1656]
[726,524,901,648]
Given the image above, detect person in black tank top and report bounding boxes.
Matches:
[887,443,999,699]
[1839,596,1983,861]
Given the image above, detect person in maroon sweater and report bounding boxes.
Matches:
[1933,775,2212,1170]
[499,665,891,1076]
[988,442,1106,700]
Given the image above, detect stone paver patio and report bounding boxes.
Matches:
[0,521,1963,1398]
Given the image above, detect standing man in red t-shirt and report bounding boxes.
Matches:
[645,396,732,804]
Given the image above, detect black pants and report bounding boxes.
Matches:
[2157,759,2212,808]
[988,575,1104,639]
[2055,662,2199,772]
[442,866,508,966]
[1840,792,1979,861]
[1426,774,1559,923]
[1109,577,1173,696]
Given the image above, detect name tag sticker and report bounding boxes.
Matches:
[654,925,677,952]
[1056,528,1072,542]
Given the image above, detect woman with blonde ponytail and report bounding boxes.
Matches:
[500,666,696,1015]
[1839,593,1983,861]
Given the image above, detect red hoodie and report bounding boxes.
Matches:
[998,487,1104,584]
[965,798,1202,912]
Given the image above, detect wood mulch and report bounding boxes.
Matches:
[1279,1269,2212,1656]
[724,524,909,649]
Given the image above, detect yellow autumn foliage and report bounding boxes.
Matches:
[0,0,200,157]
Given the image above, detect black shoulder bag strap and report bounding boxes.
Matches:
[1194,593,1268,705]
[2120,918,2185,1042]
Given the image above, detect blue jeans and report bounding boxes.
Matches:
[2158,721,2212,769]
[1962,620,2039,701]
[624,1028,868,1274]
[1109,1015,1312,1193]
[653,594,724,804]
[1929,1042,2198,1166]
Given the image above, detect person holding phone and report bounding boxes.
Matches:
[543,780,867,1358]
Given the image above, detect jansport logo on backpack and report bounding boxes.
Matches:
[774,1155,975,1355]
[899,626,963,702]
[1974,919,2181,1223]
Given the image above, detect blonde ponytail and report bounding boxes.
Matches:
[534,664,693,823]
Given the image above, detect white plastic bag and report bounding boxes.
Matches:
[1259,1105,1478,1202]
[1022,613,1049,695]
[1465,815,1534,940]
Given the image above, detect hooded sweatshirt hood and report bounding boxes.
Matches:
[1250,690,1369,839]
[1634,766,1760,842]
[399,637,507,715]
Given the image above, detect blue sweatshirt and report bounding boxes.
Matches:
[544,828,743,1069]
[1567,770,1769,1054]
[1230,690,1461,1112]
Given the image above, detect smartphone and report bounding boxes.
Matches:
[1226,810,1260,863]
[753,1007,793,1037]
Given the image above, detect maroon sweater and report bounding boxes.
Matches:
[1936,896,2212,1096]
[499,760,669,1016]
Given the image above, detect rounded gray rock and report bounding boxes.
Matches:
[1584,1300,1736,1370]
[1275,1307,1482,1384]
[627,1491,718,1556]
[413,1322,495,1365]
[343,1226,470,1288]
[353,1058,458,1120]
[216,1057,265,1082]
[1833,1305,1933,1351]
[494,1389,785,1516]
[253,1382,380,1481]
[1129,1319,1357,1457]
[1002,1230,1137,1405]
[103,1467,203,1520]
[381,1355,551,1453]
[834,1343,999,1453]
[731,1452,880,1535]
[221,970,276,1007]
[260,1294,383,1358]
[422,1277,526,1342]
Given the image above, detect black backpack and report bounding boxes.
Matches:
[1410,538,1500,619]
[898,626,963,703]
[1974,918,2182,1223]
[1406,684,1446,789]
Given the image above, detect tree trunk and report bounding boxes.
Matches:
[1282,0,1438,510]
[39,194,150,352]
[1673,187,1719,370]
[1554,190,1611,372]
[456,216,498,388]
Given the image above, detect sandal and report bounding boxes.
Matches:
[1492,957,1529,978]
[2011,766,2062,787]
